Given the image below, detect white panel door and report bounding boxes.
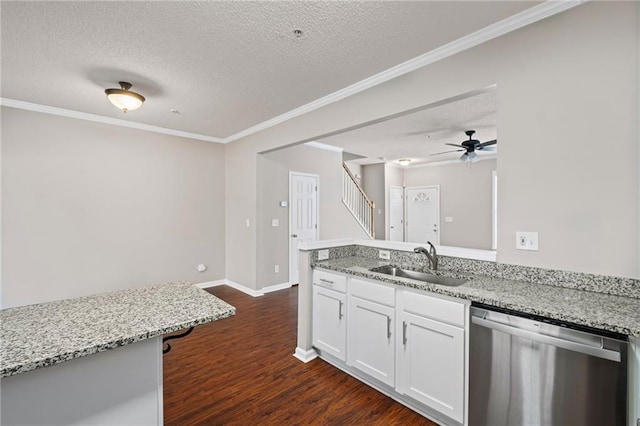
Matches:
[347,296,395,387]
[290,173,319,284]
[397,311,465,423]
[389,186,404,241]
[405,186,439,245]
[312,285,347,361]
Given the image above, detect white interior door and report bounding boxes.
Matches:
[389,186,404,241]
[289,173,319,284]
[405,186,439,245]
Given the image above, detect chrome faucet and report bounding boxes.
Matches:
[414,242,438,271]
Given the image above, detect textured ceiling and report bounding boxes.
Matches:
[317,90,497,165]
[1,1,537,140]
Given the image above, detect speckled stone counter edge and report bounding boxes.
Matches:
[0,282,235,378]
[311,245,640,299]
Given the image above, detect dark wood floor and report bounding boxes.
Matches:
[163,285,436,425]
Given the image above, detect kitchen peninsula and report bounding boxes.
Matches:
[0,281,235,425]
[295,239,640,426]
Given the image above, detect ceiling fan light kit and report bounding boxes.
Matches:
[431,129,497,163]
[105,81,145,113]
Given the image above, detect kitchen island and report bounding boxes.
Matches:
[0,281,235,425]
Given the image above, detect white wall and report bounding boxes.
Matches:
[1,108,226,307]
[225,2,639,290]
[257,144,367,288]
[404,159,496,249]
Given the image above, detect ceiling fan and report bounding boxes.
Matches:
[431,130,497,163]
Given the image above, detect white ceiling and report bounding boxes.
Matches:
[1,1,540,142]
[316,89,497,166]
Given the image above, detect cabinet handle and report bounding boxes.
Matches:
[338,300,343,319]
[319,278,334,286]
[402,321,407,345]
[387,316,392,339]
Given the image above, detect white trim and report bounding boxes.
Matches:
[1,2,581,145]
[262,282,292,293]
[0,98,225,144]
[289,172,320,286]
[222,1,582,143]
[202,279,265,297]
[197,279,293,296]
[195,279,227,289]
[298,238,355,251]
[293,347,318,363]
[304,141,344,153]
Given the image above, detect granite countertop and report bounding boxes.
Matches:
[0,282,235,378]
[314,257,640,337]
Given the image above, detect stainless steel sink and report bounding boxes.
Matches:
[370,265,468,287]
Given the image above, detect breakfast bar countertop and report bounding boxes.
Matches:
[313,256,640,337]
[0,282,235,378]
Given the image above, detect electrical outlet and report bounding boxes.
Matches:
[317,249,329,261]
[379,250,391,260]
[516,232,539,251]
[274,265,279,273]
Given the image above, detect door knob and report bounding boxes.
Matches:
[292,234,298,238]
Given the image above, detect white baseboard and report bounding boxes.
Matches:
[195,280,227,289]
[262,282,292,293]
[293,347,318,363]
[196,279,293,297]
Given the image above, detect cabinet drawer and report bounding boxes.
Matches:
[401,290,465,327]
[350,278,395,307]
[313,269,347,293]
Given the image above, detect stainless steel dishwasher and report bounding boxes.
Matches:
[470,304,627,426]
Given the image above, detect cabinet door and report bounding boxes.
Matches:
[397,311,464,423]
[347,296,395,387]
[312,285,347,361]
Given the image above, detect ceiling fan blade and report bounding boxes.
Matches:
[445,143,464,148]
[431,149,464,156]
[477,146,496,152]
[478,139,497,148]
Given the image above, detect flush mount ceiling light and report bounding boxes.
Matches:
[398,159,411,166]
[105,81,145,113]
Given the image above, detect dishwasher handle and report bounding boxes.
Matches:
[471,316,621,362]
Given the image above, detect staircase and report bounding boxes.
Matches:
[342,162,375,239]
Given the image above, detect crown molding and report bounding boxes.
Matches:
[304,141,344,153]
[1,1,582,145]
[0,98,225,144]
[222,0,583,144]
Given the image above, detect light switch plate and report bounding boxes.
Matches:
[379,250,391,260]
[317,249,329,261]
[516,231,539,251]
[271,219,279,227]
[445,217,453,223]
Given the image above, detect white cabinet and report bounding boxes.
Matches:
[397,290,466,423]
[312,270,347,361]
[311,269,468,425]
[347,279,395,386]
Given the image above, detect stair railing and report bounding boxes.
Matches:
[342,162,375,239]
